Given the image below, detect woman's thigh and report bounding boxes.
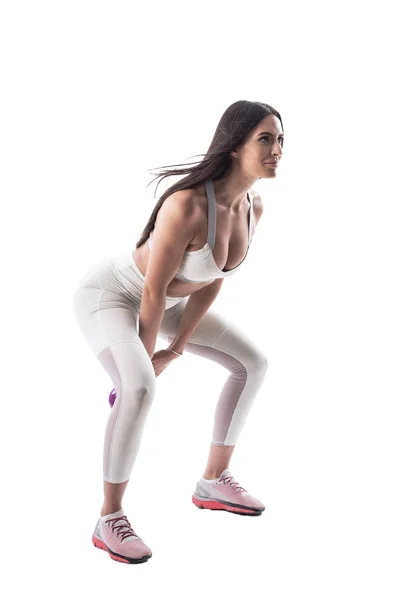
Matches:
[159,298,268,370]
[72,254,186,360]
[73,285,144,358]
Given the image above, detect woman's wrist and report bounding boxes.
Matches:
[168,345,183,356]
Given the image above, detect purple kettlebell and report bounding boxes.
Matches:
[109,388,116,408]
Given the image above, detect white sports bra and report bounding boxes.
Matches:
[147,179,254,283]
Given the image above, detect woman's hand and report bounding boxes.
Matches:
[151,348,181,377]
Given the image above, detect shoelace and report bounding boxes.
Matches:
[105,516,138,542]
[218,474,247,493]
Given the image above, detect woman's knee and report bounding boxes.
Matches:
[98,342,156,402]
[257,352,269,370]
[247,349,269,375]
[125,373,156,398]
[115,376,156,412]
[205,319,269,375]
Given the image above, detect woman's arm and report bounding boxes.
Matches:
[138,289,170,359]
[168,278,224,354]
[138,191,202,359]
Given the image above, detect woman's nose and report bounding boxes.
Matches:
[272,141,282,156]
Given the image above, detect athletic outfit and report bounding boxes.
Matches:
[147,180,254,282]
[74,178,267,560]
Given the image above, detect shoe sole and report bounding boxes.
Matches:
[92,534,152,564]
[192,494,265,516]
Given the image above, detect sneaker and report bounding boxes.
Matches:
[192,468,265,516]
[92,508,152,563]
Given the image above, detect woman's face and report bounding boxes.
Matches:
[241,114,284,180]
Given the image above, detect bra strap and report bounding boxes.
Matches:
[205,180,217,249]
[207,180,254,249]
[248,190,254,246]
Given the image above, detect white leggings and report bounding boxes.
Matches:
[73,254,268,484]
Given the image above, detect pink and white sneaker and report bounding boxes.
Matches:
[92,508,152,563]
[192,468,265,516]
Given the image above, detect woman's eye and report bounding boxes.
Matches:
[260,136,284,144]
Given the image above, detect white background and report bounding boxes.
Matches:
[1,0,399,597]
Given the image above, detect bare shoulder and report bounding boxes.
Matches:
[157,188,203,229]
[160,188,198,215]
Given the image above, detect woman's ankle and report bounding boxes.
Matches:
[101,506,122,517]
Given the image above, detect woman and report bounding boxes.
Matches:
[73,100,284,564]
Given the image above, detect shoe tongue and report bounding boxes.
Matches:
[220,468,232,478]
[106,508,125,519]
[103,509,139,542]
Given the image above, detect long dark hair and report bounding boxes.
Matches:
[135,100,283,249]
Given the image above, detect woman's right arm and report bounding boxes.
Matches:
[138,190,201,359]
[138,288,172,359]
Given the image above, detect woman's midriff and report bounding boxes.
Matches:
[132,246,212,298]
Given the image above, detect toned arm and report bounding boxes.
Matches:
[138,191,201,359]
[168,277,224,354]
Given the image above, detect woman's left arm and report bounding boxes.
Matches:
[168,278,224,355]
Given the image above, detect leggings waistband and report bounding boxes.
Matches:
[74,253,186,311]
